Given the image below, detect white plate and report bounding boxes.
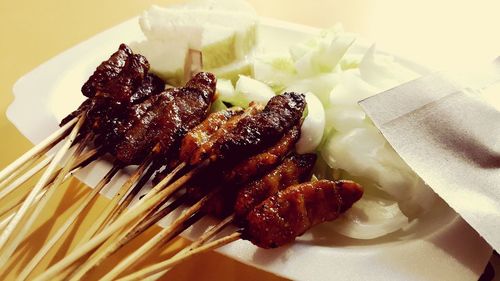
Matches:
[7,17,492,281]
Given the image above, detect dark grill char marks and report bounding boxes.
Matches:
[189,103,264,166]
[153,107,244,186]
[243,179,363,249]
[207,153,316,219]
[152,106,251,186]
[233,153,316,221]
[179,107,244,164]
[113,72,216,165]
[223,125,301,186]
[60,44,165,151]
[183,121,303,218]
[203,92,306,165]
[129,73,166,105]
[81,44,137,99]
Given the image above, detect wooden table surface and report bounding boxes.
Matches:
[1,0,498,280]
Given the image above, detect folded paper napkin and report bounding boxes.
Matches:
[360,60,500,251]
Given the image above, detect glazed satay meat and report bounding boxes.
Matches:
[179,107,244,163]
[152,106,249,185]
[61,44,157,124]
[205,153,316,219]
[182,121,303,216]
[223,125,301,186]
[113,72,216,165]
[233,153,317,221]
[201,92,306,165]
[243,180,363,248]
[201,126,304,216]
[81,44,141,99]
[187,103,264,165]
[60,44,165,153]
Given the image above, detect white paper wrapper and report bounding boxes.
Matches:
[360,60,500,251]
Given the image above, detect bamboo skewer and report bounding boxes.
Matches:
[68,163,186,278]
[34,162,205,281]
[143,214,236,281]
[118,232,242,281]
[0,116,78,184]
[16,165,121,281]
[0,148,98,219]
[139,163,186,203]
[76,155,154,245]
[0,213,13,233]
[0,125,89,267]
[0,153,40,190]
[188,215,235,251]
[0,116,85,266]
[68,163,187,278]
[68,193,188,280]
[0,188,49,233]
[103,161,160,226]
[99,194,212,280]
[0,155,53,202]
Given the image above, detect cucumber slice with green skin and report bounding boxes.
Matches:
[208,59,253,85]
[134,5,258,84]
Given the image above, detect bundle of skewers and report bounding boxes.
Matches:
[0,44,363,281]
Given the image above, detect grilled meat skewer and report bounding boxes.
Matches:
[233,153,316,221]
[189,92,306,165]
[114,72,216,164]
[244,179,363,248]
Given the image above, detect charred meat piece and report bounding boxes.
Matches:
[179,108,244,164]
[233,153,316,221]
[82,44,145,100]
[223,125,301,186]
[129,73,166,104]
[188,103,264,165]
[201,153,315,219]
[198,92,306,165]
[183,124,301,216]
[154,107,244,185]
[101,53,149,103]
[243,179,363,248]
[61,43,164,143]
[160,105,263,205]
[93,81,164,150]
[60,73,164,129]
[113,72,216,165]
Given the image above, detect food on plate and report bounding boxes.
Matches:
[113,71,216,164]
[245,26,438,239]
[2,1,459,280]
[62,43,217,166]
[131,0,258,85]
[244,179,363,248]
[223,124,301,185]
[234,153,317,221]
[185,102,264,165]
[200,92,306,164]
[179,107,244,163]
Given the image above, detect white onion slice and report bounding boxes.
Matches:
[296,92,325,153]
[329,196,409,239]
